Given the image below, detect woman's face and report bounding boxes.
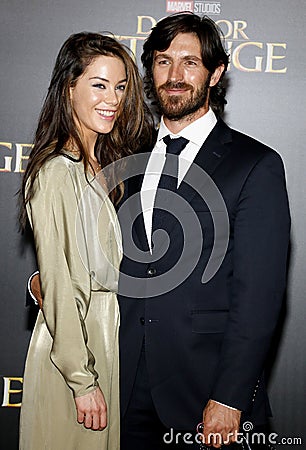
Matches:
[70,55,127,144]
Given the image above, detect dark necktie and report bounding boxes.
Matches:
[158,135,189,192]
[152,135,189,235]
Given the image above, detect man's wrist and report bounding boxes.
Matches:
[211,399,238,411]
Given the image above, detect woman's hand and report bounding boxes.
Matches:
[74,387,107,431]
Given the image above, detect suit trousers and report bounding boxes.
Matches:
[120,341,271,450]
[120,340,202,450]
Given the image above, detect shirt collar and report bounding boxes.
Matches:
[157,108,217,147]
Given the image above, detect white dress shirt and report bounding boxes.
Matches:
[141,108,217,252]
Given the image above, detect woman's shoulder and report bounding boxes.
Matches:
[43,153,80,170]
[35,154,84,192]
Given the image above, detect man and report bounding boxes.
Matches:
[30,13,290,450]
[117,12,290,450]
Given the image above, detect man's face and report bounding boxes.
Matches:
[152,32,221,123]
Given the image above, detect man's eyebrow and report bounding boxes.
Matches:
[181,55,202,61]
[154,54,202,61]
[154,53,169,59]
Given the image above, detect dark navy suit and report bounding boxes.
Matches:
[118,118,290,432]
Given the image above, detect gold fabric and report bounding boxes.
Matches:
[19,155,122,450]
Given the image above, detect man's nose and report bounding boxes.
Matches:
[168,62,184,82]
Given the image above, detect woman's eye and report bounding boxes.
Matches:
[116,84,126,91]
[93,83,105,89]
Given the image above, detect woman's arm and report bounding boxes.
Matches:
[27,159,106,429]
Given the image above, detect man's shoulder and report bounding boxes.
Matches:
[219,119,281,164]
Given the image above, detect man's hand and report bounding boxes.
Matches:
[74,387,107,431]
[202,399,241,447]
[30,273,43,309]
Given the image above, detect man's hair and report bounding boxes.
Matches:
[141,13,229,116]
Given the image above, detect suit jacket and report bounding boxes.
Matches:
[117,118,290,430]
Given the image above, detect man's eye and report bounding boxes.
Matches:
[185,60,197,66]
[158,59,170,65]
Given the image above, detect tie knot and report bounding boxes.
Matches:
[163,135,189,155]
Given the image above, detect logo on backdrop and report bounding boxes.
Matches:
[1,13,287,176]
[0,142,31,173]
[1,377,23,407]
[166,1,221,15]
[115,15,287,74]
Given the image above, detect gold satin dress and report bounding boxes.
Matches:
[19,154,122,450]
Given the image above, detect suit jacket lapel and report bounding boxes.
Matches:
[177,118,232,202]
[154,119,232,249]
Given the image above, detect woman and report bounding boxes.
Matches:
[19,32,153,449]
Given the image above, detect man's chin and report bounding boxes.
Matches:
[161,103,202,121]
[163,112,186,121]
[159,102,188,120]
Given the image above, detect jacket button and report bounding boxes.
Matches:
[140,317,145,325]
[147,267,156,276]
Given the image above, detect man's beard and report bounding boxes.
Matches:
[154,76,211,121]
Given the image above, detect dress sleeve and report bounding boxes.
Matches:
[27,161,98,398]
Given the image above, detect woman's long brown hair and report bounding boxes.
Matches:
[20,32,154,229]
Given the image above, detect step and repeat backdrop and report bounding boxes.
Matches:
[1,1,305,448]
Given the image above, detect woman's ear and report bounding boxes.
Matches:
[69,84,74,100]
